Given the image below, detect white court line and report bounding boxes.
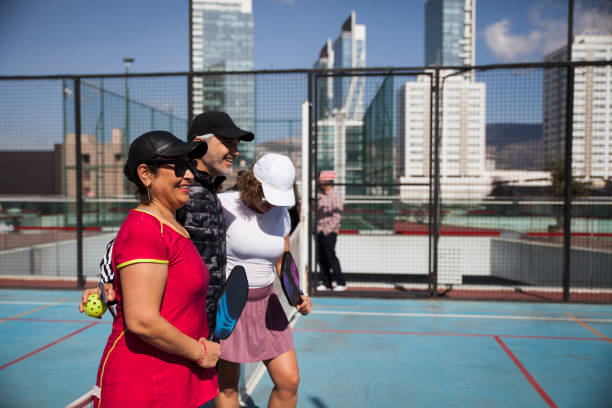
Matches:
[311,309,612,323]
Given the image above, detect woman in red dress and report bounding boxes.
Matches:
[88,131,220,407]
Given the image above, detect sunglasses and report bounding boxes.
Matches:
[147,159,196,178]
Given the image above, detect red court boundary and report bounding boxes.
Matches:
[0,278,98,289]
[494,336,557,408]
[339,229,612,237]
[1,323,601,374]
[9,225,611,237]
[15,226,102,231]
[296,327,565,407]
[1,321,606,341]
[0,322,99,371]
[2,317,112,324]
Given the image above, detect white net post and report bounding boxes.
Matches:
[299,100,310,294]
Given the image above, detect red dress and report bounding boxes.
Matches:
[94,209,218,407]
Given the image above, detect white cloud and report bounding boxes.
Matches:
[527,6,567,56]
[483,19,542,62]
[483,2,612,63]
[277,0,296,4]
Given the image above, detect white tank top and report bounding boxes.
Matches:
[219,191,291,288]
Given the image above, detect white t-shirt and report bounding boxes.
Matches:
[219,191,291,288]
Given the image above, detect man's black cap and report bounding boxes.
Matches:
[188,111,254,142]
[124,130,208,182]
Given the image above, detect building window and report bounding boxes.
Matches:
[82,154,90,164]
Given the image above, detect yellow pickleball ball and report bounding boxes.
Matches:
[84,293,107,319]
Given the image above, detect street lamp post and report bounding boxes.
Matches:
[123,58,134,194]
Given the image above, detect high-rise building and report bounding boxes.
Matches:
[364,77,395,196]
[315,113,364,198]
[398,0,487,201]
[313,12,367,192]
[315,12,366,119]
[190,0,255,162]
[397,72,488,199]
[313,40,334,120]
[332,11,366,119]
[543,30,612,181]
[425,0,475,67]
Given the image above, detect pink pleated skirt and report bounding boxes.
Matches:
[220,284,294,363]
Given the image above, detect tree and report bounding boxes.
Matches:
[547,157,587,229]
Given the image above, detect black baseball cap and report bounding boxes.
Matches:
[124,130,208,182]
[188,111,254,142]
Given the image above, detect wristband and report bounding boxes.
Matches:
[196,339,207,366]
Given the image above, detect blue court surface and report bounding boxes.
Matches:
[1,289,611,408]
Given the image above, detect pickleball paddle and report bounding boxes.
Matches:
[209,265,248,342]
[280,251,303,306]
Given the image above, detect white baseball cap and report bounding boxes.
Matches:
[253,153,296,207]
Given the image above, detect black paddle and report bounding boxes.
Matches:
[280,251,303,306]
[209,265,248,342]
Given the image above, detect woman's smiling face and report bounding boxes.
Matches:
[145,157,194,211]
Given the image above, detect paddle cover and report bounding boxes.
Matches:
[210,265,248,342]
[280,251,303,306]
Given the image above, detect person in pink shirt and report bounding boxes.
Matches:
[315,171,347,292]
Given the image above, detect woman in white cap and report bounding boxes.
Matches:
[215,153,312,408]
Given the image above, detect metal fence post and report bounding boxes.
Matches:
[562,0,574,302]
[310,72,317,293]
[74,77,84,289]
[430,69,441,297]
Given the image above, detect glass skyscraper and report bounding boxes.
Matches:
[424,0,475,67]
[398,0,486,201]
[190,0,254,162]
[332,12,366,119]
[313,12,367,193]
[313,40,334,120]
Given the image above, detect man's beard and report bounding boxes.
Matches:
[203,157,233,177]
[209,160,234,177]
[218,165,233,176]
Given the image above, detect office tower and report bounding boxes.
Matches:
[543,30,612,181]
[397,72,488,199]
[313,40,334,120]
[333,11,366,119]
[313,12,367,193]
[190,0,254,162]
[364,77,395,196]
[398,0,486,201]
[425,0,475,67]
[315,11,366,119]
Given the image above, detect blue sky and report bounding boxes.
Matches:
[1,0,610,76]
[0,0,610,151]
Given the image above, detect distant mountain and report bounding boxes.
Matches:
[486,123,544,170]
[493,139,545,170]
[486,123,542,149]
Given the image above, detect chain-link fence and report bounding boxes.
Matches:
[309,61,612,303]
[0,71,309,289]
[1,61,610,303]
